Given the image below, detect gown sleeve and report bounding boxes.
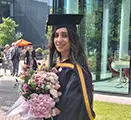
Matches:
[56,64,95,120]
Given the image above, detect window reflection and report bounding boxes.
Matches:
[84,0,130,94]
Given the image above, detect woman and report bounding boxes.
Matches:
[24,44,37,70]
[47,14,95,120]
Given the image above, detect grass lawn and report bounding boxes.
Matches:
[94,101,131,120]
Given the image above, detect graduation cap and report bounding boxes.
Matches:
[47,14,83,32]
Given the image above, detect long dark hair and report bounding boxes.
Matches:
[49,27,90,72]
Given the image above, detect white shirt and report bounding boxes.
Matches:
[111,61,119,71]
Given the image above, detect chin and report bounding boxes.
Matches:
[57,50,63,53]
[56,48,63,52]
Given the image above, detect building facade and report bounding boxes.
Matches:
[0,0,51,47]
[52,0,131,96]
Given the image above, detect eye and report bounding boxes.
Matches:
[54,33,59,38]
[61,32,68,38]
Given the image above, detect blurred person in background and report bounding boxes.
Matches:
[11,43,21,77]
[0,48,3,74]
[3,44,10,75]
[24,44,38,71]
[8,42,16,75]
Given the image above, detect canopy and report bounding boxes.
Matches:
[16,39,32,46]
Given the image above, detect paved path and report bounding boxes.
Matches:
[0,75,20,119]
[94,93,131,105]
[0,76,20,111]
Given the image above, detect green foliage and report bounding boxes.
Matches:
[23,69,35,83]
[45,26,52,41]
[45,8,53,42]
[35,47,49,55]
[42,49,49,55]
[94,101,131,120]
[84,7,103,54]
[0,17,18,46]
[87,55,96,72]
[35,47,43,53]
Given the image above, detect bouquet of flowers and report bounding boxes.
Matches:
[19,70,61,119]
[20,64,35,82]
[6,67,61,120]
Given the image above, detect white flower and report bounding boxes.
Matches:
[49,89,58,98]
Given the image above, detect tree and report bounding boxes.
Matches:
[84,12,96,54]
[45,8,53,42]
[0,17,18,46]
[45,26,52,42]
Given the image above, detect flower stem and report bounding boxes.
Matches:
[51,117,54,120]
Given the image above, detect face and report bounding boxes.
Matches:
[28,45,33,50]
[5,46,9,49]
[54,28,70,56]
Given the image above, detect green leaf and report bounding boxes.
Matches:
[0,17,18,46]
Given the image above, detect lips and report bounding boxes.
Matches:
[56,46,63,50]
[55,43,65,48]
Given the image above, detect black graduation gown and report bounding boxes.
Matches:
[24,50,30,66]
[47,60,95,120]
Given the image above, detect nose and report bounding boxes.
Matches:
[56,35,62,42]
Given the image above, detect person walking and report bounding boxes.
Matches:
[11,43,21,76]
[8,42,16,75]
[3,44,10,75]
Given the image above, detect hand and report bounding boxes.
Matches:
[51,67,58,73]
[52,107,61,116]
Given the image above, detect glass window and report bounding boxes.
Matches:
[83,0,130,94]
[53,0,79,14]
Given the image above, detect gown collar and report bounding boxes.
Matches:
[56,57,74,69]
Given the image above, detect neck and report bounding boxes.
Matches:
[61,51,69,62]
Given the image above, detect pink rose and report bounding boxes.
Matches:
[23,83,29,91]
[28,94,55,118]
